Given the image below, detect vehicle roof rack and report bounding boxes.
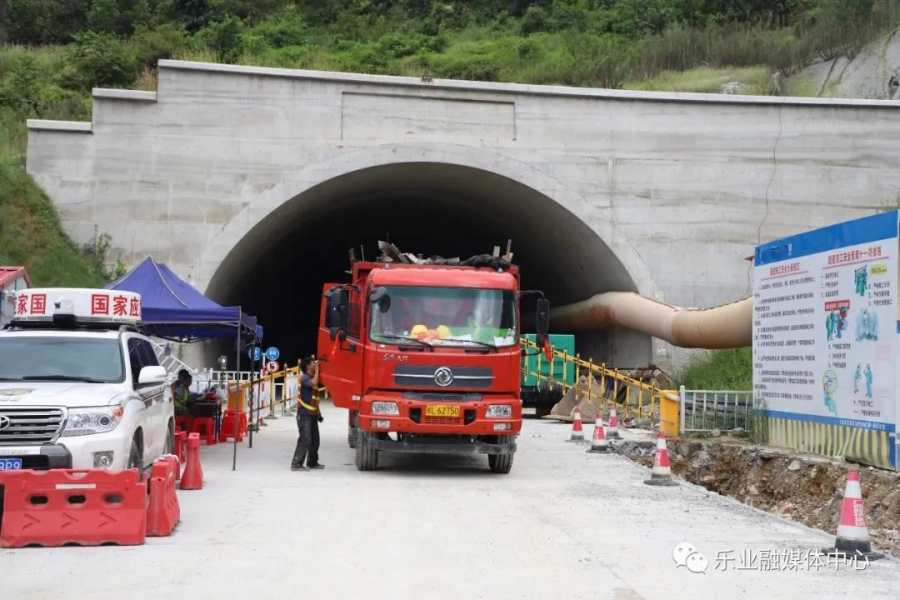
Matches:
[7,317,139,333]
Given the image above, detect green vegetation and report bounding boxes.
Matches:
[625,65,775,94]
[1,1,898,289]
[0,47,109,286]
[677,348,753,391]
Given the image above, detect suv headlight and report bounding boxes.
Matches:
[486,405,512,418]
[371,402,399,415]
[63,407,123,437]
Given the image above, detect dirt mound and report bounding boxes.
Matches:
[624,439,900,556]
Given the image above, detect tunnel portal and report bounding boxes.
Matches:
[205,163,651,368]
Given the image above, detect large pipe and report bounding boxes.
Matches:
[550,292,752,349]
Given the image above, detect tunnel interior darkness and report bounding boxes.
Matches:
[205,163,651,369]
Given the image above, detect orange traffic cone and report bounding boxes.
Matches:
[644,432,677,486]
[587,416,609,453]
[607,405,620,438]
[568,407,585,442]
[822,471,884,560]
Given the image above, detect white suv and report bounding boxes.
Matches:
[0,289,174,471]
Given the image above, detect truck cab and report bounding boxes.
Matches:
[318,255,549,473]
[0,289,175,472]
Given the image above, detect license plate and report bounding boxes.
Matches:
[425,405,460,418]
[0,458,23,470]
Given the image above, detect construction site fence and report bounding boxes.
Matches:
[678,387,755,434]
[190,367,306,425]
[519,339,680,435]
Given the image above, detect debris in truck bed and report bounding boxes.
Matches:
[373,241,513,270]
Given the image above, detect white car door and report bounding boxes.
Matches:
[126,337,163,464]
[138,338,172,456]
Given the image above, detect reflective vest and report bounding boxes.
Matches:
[297,397,317,412]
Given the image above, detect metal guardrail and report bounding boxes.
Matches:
[519,339,679,426]
[678,386,755,433]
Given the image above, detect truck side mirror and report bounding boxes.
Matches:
[325,288,349,330]
[535,298,550,335]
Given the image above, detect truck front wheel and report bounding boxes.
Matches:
[488,436,515,474]
[488,453,514,474]
[348,412,358,449]
[355,431,378,471]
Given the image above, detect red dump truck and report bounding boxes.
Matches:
[317,246,549,473]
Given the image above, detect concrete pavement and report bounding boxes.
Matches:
[3,402,899,599]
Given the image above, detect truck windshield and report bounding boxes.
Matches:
[0,337,125,383]
[370,286,517,348]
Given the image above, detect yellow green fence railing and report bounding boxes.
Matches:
[519,339,681,436]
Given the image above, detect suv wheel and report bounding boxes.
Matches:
[127,438,142,470]
[164,421,175,455]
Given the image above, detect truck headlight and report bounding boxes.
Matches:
[371,402,399,415]
[63,407,123,436]
[486,405,512,418]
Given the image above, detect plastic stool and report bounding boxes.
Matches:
[191,417,216,445]
[175,415,194,433]
[219,410,242,443]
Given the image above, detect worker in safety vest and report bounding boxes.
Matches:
[172,369,192,416]
[291,356,324,471]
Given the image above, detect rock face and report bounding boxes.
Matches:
[789,31,900,99]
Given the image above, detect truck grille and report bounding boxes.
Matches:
[0,407,66,445]
[403,392,482,402]
[394,366,492,388]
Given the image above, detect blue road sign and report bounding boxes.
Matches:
[265,347,280,361]
[247,346,262,361]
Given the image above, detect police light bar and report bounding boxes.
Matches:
[12,288,142,325]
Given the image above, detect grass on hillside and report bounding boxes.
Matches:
[0,45,105,287]
[624,66,776,95]
[677,348,753,391]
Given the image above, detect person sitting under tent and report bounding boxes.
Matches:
[172,369,193,416]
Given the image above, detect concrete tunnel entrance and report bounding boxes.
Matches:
[204,163,651,369]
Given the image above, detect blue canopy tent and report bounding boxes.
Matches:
[107,257,264,470]
[105,257,262,343]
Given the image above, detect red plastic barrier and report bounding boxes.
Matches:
[180,433,203,491]
[154,454,180,481]
[146,458,180,537]
[175,431,187,463]
[0,469,146,548]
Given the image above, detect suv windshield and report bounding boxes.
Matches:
[370,286,517,348]
[0,336,125,383]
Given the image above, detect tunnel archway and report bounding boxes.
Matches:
[204,159,653,368]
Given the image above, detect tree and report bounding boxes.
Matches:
[88,0,125,33]
[0,56,42,112]
[134,23,189,69]
[6,0,91,44]
[71,31,137,88]
[208,15,243,62]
